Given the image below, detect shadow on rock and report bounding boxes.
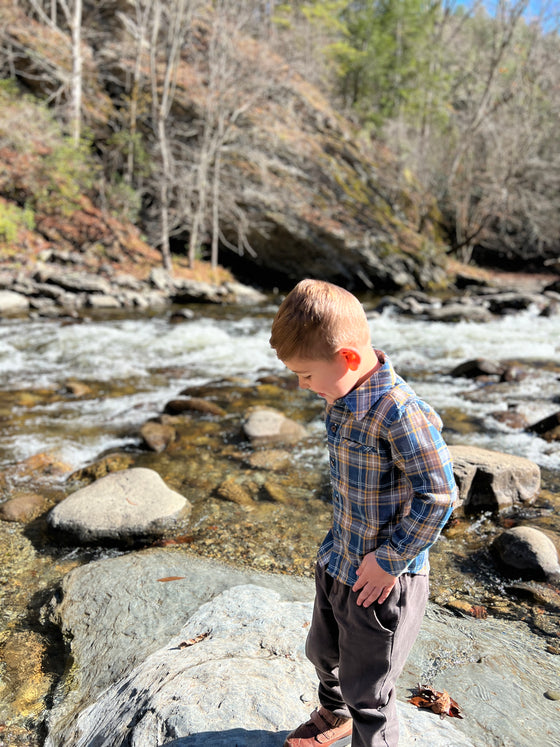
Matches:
[164,729,288,746]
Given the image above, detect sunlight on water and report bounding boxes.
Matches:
[0,306,559,471]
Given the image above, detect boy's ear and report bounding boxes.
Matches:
[339,348,361,371]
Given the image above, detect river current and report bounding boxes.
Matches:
[1,300,559,473]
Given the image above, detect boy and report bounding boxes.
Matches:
[269,280,456,747]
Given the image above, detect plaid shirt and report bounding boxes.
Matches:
[318,351,456,586]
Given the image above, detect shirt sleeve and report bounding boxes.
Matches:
[374,399,457,576]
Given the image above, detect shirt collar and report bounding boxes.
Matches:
[338,350,395,421]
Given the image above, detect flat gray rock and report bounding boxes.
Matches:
[43,551,560,747]
[46,584,474,747]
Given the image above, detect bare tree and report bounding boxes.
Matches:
[187,0,277,268]
[22,0,83,145]
[147,0,197,274]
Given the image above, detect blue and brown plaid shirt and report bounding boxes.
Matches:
[318,350,456,586]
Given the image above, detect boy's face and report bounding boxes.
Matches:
[282,352,357,405]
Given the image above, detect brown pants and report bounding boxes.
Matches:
[305,564,429,747]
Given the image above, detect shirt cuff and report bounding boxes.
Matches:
[374,543,409,577]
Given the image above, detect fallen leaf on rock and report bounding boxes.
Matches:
[179,632,209,648]
[156,576,186,582]
[408,684,463,719]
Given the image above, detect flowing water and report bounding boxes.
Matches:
[1,302,559,471]
[0,298,559,744]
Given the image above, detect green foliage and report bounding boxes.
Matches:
[331,1,452,129]
[272,1,347,36]
[33,139,99,216]
[106,129,152,180]
[0,84,101,216]
[0,202,35,243]
[104,178,143,224]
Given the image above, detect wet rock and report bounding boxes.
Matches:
[170,396,227,417]
[62,379,95,398]
[13,452,73,482]
[69,453,135,484]
[169,308,196,323]
[489,408,529,429]
[0,289,29,314]
[506,581,560,610]
[525,411,560,442]
[140,421,176,452]
[217,477,255,507]
[450,445,540,512]
[47,468,191,543]
[243,407,307,447]
[492,526,560,582]
[246,449,292,471]
[450,358,506,379]
[0,630,51,718]
[0,493,44,522]
[262,481,291,504]
[424,303,493,323]
[485,291,543,314]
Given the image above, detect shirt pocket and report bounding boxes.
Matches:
[337,436,392,484]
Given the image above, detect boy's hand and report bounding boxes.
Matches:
[353,552,398,607]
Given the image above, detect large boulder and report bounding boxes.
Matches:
[450,445,540,513]
[42,551,560,747]
[47,468,191,542]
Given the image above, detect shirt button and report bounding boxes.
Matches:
[330,424,337,433]
[330,457,336,467]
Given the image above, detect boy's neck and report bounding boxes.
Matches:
[348,347,381,393]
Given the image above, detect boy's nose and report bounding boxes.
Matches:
[298,377,309,390]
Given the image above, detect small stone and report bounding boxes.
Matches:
[544,690,560,700]
[247,449,292,471]
[217,478,255,506]
[243,407,307,447]
[0,493,44,523]
[140,421,176,452]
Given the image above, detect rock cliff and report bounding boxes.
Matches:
[1,3,451,291]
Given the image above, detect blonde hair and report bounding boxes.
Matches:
[269,279,371,361]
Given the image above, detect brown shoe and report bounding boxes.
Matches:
[284,706,352,746]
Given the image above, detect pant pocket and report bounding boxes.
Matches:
[367,577,402,634]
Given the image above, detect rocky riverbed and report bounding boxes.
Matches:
[0,275,559,746]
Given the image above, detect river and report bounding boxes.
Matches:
[1,300,559,473]
[0,297,559,745]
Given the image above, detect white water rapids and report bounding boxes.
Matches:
[0,302,559,473]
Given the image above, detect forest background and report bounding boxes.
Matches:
[0,0,559,289]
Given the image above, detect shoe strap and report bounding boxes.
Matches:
[311,707,348,730]
[310,708,328,730]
